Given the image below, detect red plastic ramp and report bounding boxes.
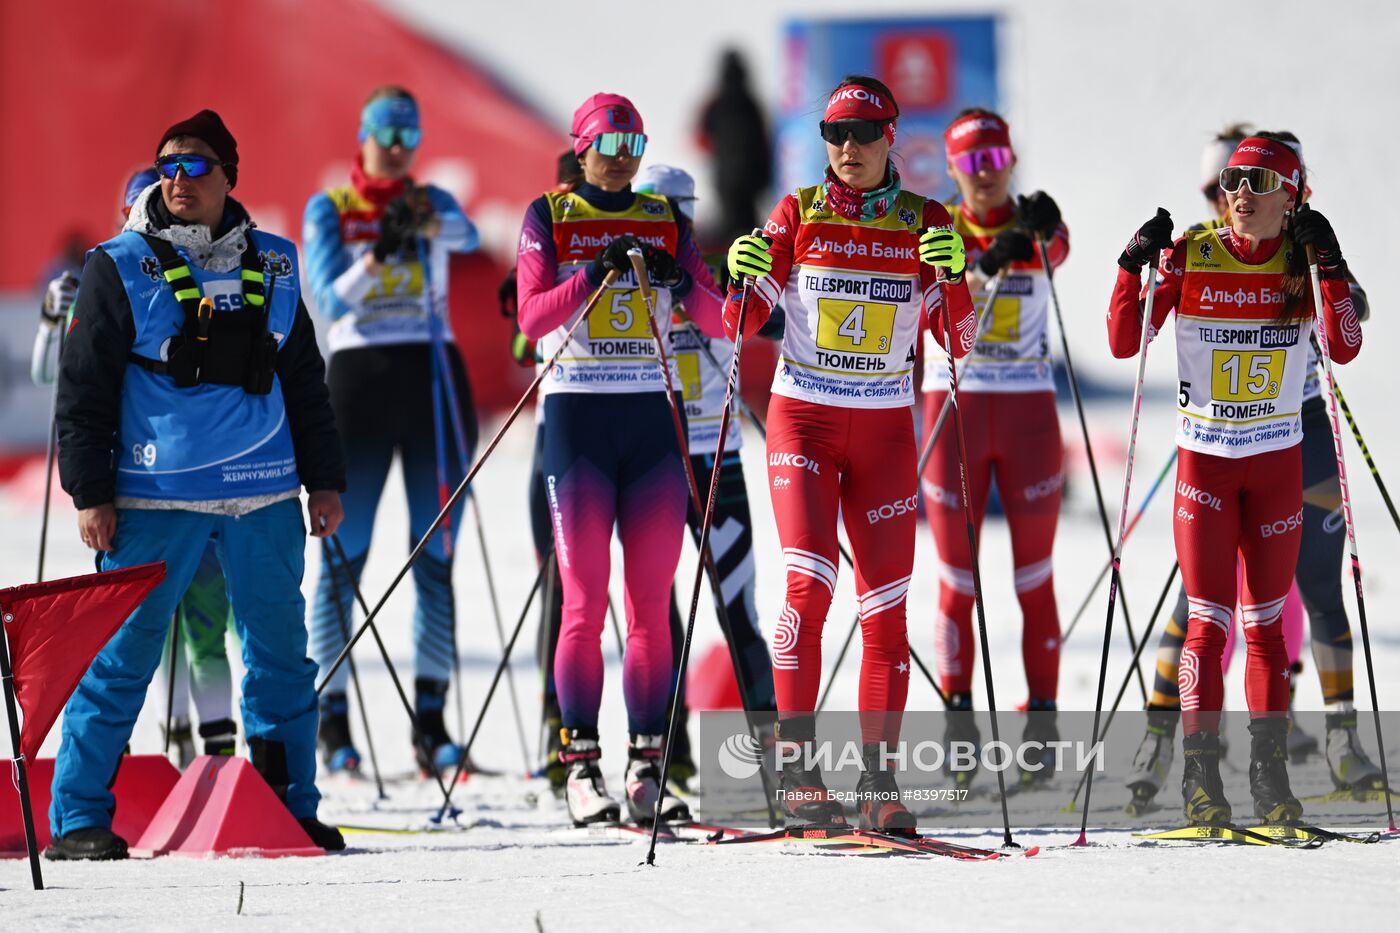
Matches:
[1,755,179,858]
[130,755,323,858]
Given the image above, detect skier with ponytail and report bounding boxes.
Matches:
[1107,134,1362,825]
[725,75,975,832]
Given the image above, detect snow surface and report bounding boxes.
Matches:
[3,404,1398,925]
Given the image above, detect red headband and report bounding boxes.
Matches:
[823,85,898,144]
[1227,136,1302,196]
[943,112,1011,157]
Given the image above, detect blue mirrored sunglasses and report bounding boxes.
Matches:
[593,132,647,157]
[369,125,422,149]
[154,154,230,179]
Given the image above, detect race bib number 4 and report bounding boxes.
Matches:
[1211,349,1284,402]
[816,298,895,354]
[589,289,652,339]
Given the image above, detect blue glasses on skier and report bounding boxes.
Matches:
[154,154,232,180]
[590,131,647,158]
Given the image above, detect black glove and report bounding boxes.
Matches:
[642,244,684,289]
[1290,204,1343,270]
[497,267,518,318]
[976,230,1036,277]
[1118,207,1174,272]
[373,195,418,262]
[590,234,645,279]
[1016,191,1061,241]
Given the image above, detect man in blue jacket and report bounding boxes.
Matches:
[51,110,347,859]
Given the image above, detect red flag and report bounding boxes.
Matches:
[0,563,165,760]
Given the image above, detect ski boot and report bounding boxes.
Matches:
[1125,707,1178,815]
[163,718,196,770]
[776,717,846,826]
[317,693,362,774]
[413,679,470,778]
[45,826,128,861]
[1325,710,1386,791]
[1249,717,1303,824]
[199,718,237,757]
[944,693,980,791]
[625,734,690,824]
[1181,731,1232,825]
[1018,699,1060,789]
[560,728,621,826]
[251,737,345,851]
[1286,674,1318,762]
[539,714,567,797]
[856,743,916,836]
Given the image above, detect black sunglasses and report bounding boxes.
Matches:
[819,119,887,146]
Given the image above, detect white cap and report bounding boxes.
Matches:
[1200,137,1238,189]
[635,164,696,219]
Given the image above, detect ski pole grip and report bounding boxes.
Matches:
[626,247,653,305]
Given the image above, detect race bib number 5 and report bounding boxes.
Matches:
[589,288,652,339]
[816,298,895,354]
[1211,349,1284,402]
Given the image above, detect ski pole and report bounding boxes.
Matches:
[1075,252,1160,847]
[645,256,768,866]
[628,249,779,839]
[315,270,621,696]
[1062,560,1178,813]
[36,321,66,583]
[607,593,625,660]
[1306,246,1395,831]
[1311,336,1400,537]
[320,538,386,800]
[916,271,1003,478]
[1040,236,1148,702]
[324,535,460,817]
[1061,448,1177,644]
[435,551,551,822]
[931,233,1016,849]
[163,613,180,756]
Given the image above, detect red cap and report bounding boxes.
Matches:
[823,84,898,144]
[943,112,1011,157]
[1227,136,1302,196]
[571,93,644,156]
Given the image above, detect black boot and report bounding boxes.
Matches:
[856,743,916,836]
[943,693,980,789]
[1125,706,1179,814]
[413,678,465,775]
[777,717,845,826]
[251,737,345,851]
[45,826,128,861]
[1249,717,1303,823]
[317,692,361,773]
[1181,731,1231,825]
[1018,699,1060,788]
[199,718,237,757]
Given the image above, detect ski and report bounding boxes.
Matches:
[1300,787,1395,805]
[708,825,1023,859]
[1133,823,1323,848]
[1247,823,1382,844]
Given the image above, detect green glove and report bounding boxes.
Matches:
[727,234,773,281]
[919,226,966,277]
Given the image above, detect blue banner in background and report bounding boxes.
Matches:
[777,16,1000,203]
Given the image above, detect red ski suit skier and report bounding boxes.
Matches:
[922,201,1070,702]
[1107,225,1360,734]
[725,186,975,743]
